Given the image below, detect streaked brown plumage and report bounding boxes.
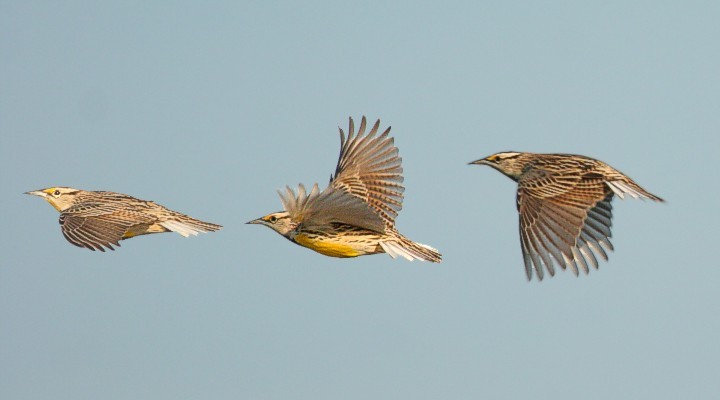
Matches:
[470,152,663,280]
[248,116,441,262]
[26,187,221,251]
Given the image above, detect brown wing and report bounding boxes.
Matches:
[278,183,386,233]
[517,168,614,280]
[59,203,156,251]
[330,116,404,225]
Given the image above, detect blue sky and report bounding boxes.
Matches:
[1,1,718,399]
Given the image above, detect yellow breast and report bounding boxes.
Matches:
[294,233,363,258]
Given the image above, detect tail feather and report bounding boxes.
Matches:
[380,236,442,263]
[160,217,222,237]
[606,180,664,202]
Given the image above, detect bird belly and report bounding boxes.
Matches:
[294,233,374,258]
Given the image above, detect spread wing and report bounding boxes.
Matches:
[517,168,614,281]
[277,183,386,233]
[59,202,156,251]
[329,116,404,225]
[275,116,405,233]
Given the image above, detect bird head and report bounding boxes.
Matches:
[469,152,527,180]
[247,211,296,237]
[25,187,82,212]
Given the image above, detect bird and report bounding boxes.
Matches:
[248,116,441,262]
[470,152,663,280]
[26,187,222,251]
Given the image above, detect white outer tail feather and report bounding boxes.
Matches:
[160,220,211,237]
[607,180,650,200]
[379,241,439,262]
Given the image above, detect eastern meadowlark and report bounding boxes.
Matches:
[470,152,663,280]
[26,187,222,251]
[248,116,442,262]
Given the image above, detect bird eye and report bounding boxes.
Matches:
[269,216,277,222]
[53,190,61,196]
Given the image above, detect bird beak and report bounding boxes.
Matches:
[468,158,489,166]
[25,190,47,198]
[246,218,263,225]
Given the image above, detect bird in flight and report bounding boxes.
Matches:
[248,116,441,262]
[27,187,221,251]
[470,152,663,280]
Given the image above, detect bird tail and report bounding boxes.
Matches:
[380,233,442,263]
[160,215,222,237]
[606,178,664,202]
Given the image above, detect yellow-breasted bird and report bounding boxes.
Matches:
[470,152,663,280]
[248,116,441,262]
[26,187,221,251]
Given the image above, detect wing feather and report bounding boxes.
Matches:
[330,116,404,224]
[278,183,386,233]
[518,168,615,280]
[276,116,409,232]
[60,204,156,251]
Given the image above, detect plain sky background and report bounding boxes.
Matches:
[1,1,718,399]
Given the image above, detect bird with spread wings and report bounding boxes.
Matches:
[248,116,441,262]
